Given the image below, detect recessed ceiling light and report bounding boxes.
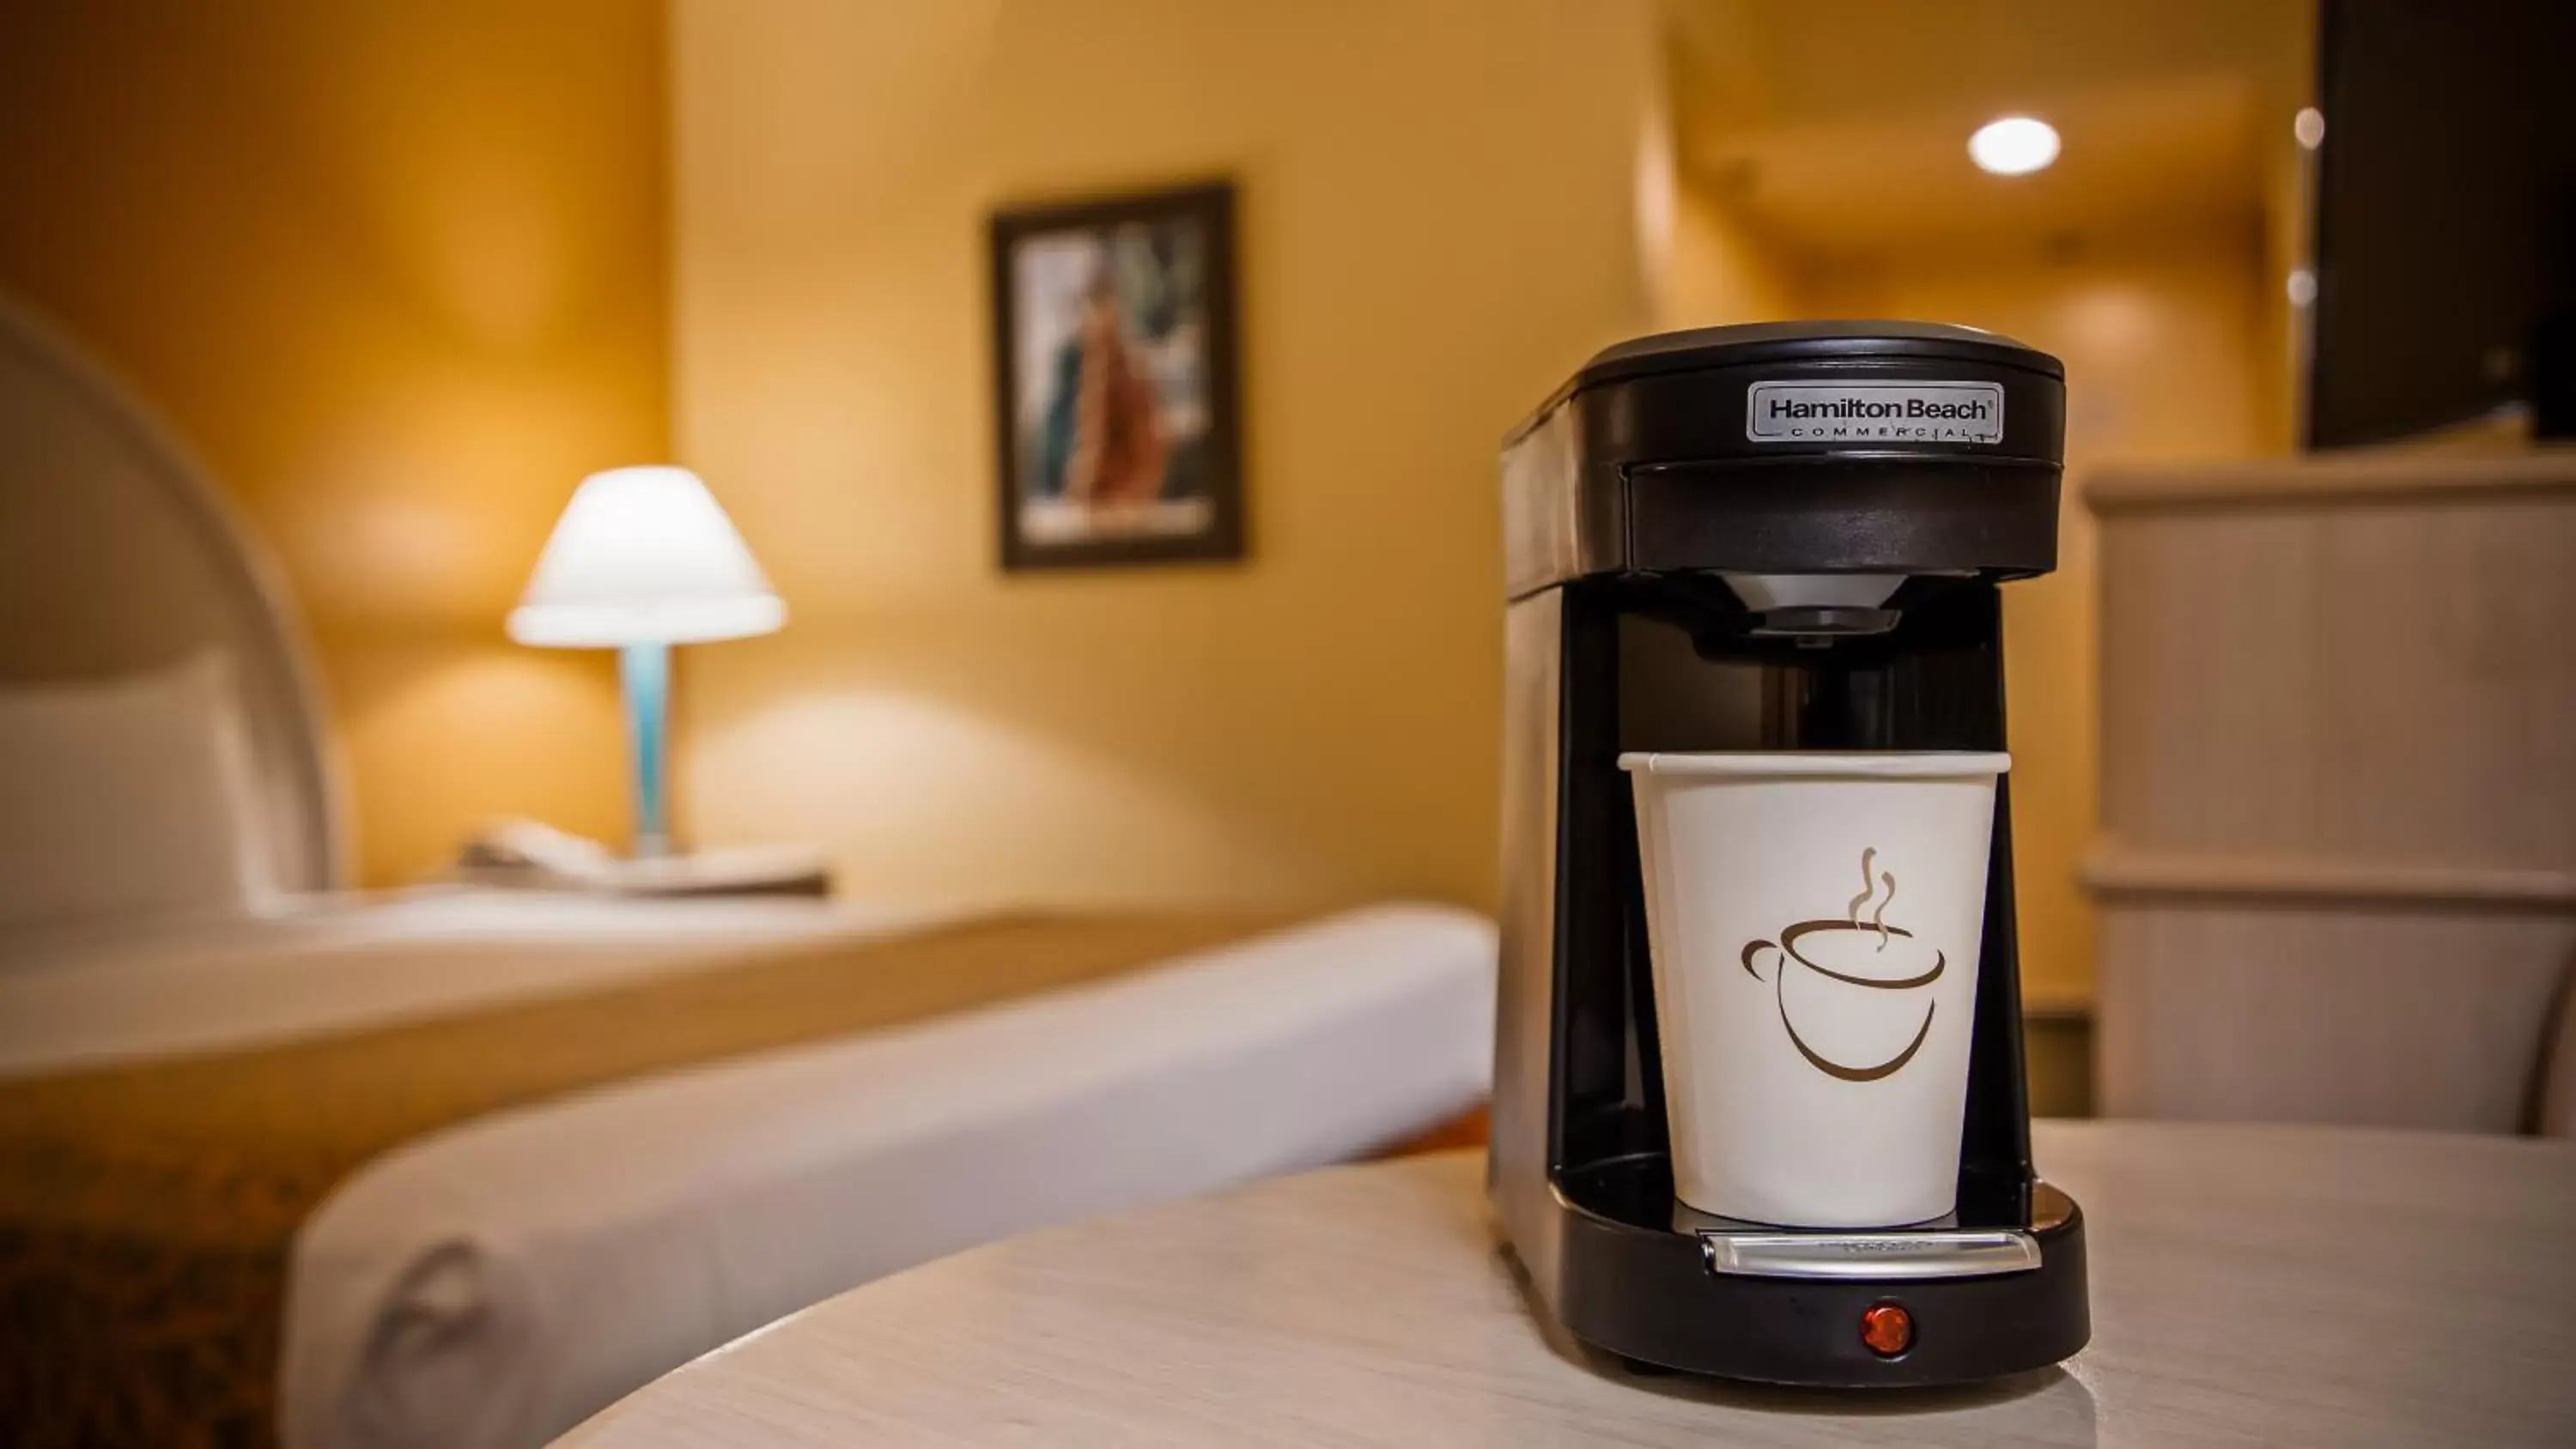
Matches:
[1969,116,2060,176]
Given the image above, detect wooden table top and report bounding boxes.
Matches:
[560,1122,2576,1447]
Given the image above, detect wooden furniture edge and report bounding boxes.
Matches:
[2081,842,2576,912]
[2082,448,2576,513]
[1370,1102,1489,1160]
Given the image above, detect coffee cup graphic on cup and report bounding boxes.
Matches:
[1737,848,1946,1083]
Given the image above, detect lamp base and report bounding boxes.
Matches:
[620,641,671,857]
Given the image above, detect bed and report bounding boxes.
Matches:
[0,294,1498,1448]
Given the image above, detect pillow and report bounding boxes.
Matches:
[0,652,271,930]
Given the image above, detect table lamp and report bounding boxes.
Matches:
[507,465,784,856]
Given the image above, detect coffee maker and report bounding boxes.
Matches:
[1490,322,2089,1386]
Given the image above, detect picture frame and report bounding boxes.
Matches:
[988,179,1244,571]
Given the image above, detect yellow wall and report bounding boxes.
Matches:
[673,0,1659,910]
[1657,180,1798,329]
[1801,224,2269,1005]
[0,0,669,886]
[1634,41,1795,330]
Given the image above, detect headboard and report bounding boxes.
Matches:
[0,294,344,893]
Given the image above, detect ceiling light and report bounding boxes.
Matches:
[1969,116,2060,176]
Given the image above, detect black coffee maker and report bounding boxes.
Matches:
[1489,322,2089,1386]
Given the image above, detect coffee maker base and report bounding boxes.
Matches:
[1528,1177,2091,1389]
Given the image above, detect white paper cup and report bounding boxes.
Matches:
[1620,750,2008,1228]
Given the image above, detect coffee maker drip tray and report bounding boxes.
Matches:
[1686,1183,2077,1282]
[1702,1231,2037,1281]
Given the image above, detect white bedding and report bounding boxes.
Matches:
[0,894,1497,1449]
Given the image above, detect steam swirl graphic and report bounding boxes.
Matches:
[1847,847,1899,951]
[1847,847,1877,929]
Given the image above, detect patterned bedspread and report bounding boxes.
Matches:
[0,910,1289,1448]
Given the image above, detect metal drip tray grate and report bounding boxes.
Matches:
[1698,1228,2041,1281]
[1681,1181,2074,1282]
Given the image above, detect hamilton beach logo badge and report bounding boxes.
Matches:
[1739,849,1946,1082]
[1746,380,2005,444]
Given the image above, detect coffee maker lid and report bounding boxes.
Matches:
[1573,321,2062,393]
[1504,318,2066,464]
[1500,319,2068,587]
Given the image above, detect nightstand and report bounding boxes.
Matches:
[455,841,832,898]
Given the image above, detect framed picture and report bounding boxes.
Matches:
[989,179,1243,570]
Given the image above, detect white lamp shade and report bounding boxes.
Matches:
[508,466,786,646]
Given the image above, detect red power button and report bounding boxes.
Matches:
[1860,1302,1914,1357]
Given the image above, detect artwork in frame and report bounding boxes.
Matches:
[989,179,1244,570]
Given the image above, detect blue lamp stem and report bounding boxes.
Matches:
[619,640,671,857]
